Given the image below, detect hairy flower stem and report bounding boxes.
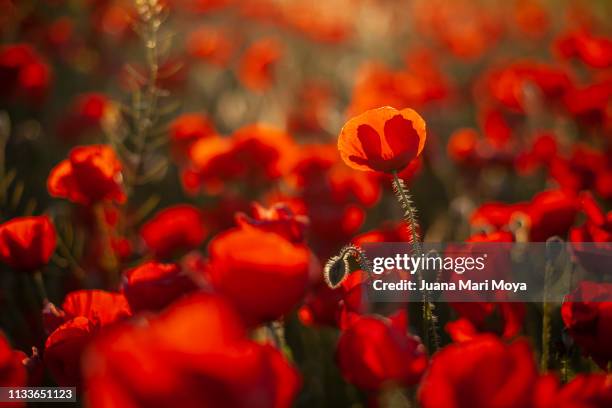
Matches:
[391,171,439,351]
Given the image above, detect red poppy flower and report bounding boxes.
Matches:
[47,145,126,205]
[235,202,309,243]
[56,93,113,141]
[538,373,612,408]
[561,281,612,369]
[82,293,301,408]
[513,0,549,38]
[419,335,539,408]
[338,106,426,173]
[0,216,56,272]
[525,190,579,242]
[288,144,381,207]
[287,81,333,134]
[297,282,343,327]
[187,124,296,194]
[122,262,198,312]
[282,145,381,253]
[412,1,502,60]
[515,132,558,175]
[0,331,27,389]
[448,128,479,164]
[486,61,571,111]
[569,192,612,275]
[168,113,216,159]
[336,312,426,391]
[470,190,578,241]
[471,202,529,231]
[44,316,96,386]
[186,26,235,67]
[352,222,415,246]
[550,145,612,200]
[563,79,612,130]
[140,205,207,259]
[448,302,525,341]
[43,290,131,386]
[238,38,282,91]
[337,270,372,330]
[0,43,52,105]
[43,289,131,334]
[207,226,310,326]
[346,60,449,117]
[555,29,612,68]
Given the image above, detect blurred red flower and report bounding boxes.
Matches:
[524,190,579,242]
[448,302,525,341]
[346,58,450,117]
[187,124,296,194]
[486,61,571,112]
[186,26,235,67]
[44,290,131,386]
[44,317,96,387]
[140,204,207,259]
[207,226,310,325]
[0,43,52,105]
[83,293,301,408]
[238,38,282,92]
[448,128,480,164]
[168,113,217,159]
[562,281,612,369]
[336,312,426,391]
[569,192,612,275]
[419,335,539,408]
[551,144,612,200]
[297,282,343,327]
[122,262,198,312]
[338,106,426,173]
[352,222,413,246]
[43,290,131,334]
[235,202,309,243]
[537,373,612,408]
[0,216,56,272]
[515,132,558,175]
[56,93,113,141]
[0,331,27,390]
[471,202,529,231]
[555,29,612,68]
[470,190,578,241]
[47,145,126,205]
[412,0,502,60]
[562,79,612,131]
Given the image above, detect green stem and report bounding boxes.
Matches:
[267,320,293,361]
[540,260,553,371]
[94,204,119,286]
[32,270,47,304]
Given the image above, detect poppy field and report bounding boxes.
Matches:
[1,0,612,407]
